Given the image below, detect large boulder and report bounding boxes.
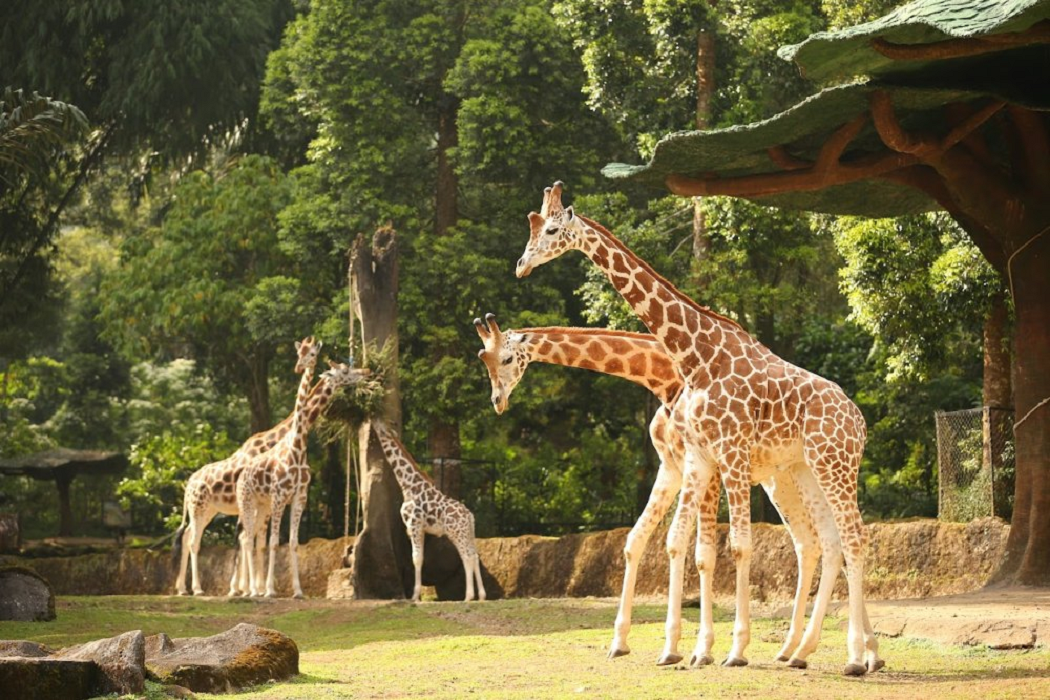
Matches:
[54,630,146,695]
[0,567,55,621]
[0,657,101,700]
[146,623,298,693]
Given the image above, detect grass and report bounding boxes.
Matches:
[2,596,1048,699]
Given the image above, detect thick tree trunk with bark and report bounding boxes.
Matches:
[983,289,1012,410]
[428,417,462,498]
[1004,230,1050,585]
[246,353,272,435]
[349,227,412,599]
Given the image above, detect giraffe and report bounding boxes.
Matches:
[174,337,322,597]
[372,420,486,603]
[473,314,862,666]
[236,361,367,598]
[515,182,879,676]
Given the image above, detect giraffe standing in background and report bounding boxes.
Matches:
[174,337,322,597]
[237,361,367,598]
[372,420,486,603]
[515,182,878,675]
[474,314,854,666]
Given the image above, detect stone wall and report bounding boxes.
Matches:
[0,518,1009,602]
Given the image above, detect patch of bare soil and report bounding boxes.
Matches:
[834,585,1050,649]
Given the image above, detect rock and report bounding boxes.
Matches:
[55,629,146,696]
[326,567,354,599]
[146,623,298,693]
[146,632,175,657]
[0,567,55,621]
[0,640,53,658]
[0,657,100,700]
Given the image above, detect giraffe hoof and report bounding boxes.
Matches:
[293,592,304,600]
[843,663,867,677]
[867,659,885,673]
[656,652,683,666]
[607,647,630,660]
[176,590,187,597]
[192,590,204,597]
[775,654,791,663]
[722,656,748,668]
[689,654,714,667]
[787,658,807,669]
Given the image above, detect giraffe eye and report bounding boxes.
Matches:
[545,226,558,236]
[501,356,513,366]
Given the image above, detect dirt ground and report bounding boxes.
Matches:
[848,585,1050,649]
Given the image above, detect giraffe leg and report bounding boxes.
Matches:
[407,521,425,603]
[265,503,285,598]
[450,534,477,602]
[288,488,308,599]
[688,472,721,668]
[175,514,194,596]
[803,436,871,676]
[762,470,821,663]
[721,463,753,668]
[239,507,259,597]
[473,552,487,602]
[227,525,242,597]
[657,449,709,666]
[786,466,842,669]
[188,510,215,596]
[610,432,682,659]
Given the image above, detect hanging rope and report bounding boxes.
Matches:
[344,246,365,540]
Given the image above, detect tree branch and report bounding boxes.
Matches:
[871,20,1050,61]
[766,146,809,171]
[1006,105,1050,196]
[666,150,916,197]
[815,113,868,175]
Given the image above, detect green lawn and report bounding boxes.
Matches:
[2,596,1047,699]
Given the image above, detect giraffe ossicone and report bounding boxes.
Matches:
[514,182,881,676]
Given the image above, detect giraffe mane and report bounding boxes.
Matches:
[516,326,663,343]
[380,429,437,486]
[576,214,744,332]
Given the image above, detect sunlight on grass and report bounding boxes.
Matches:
[1,597,1046,700]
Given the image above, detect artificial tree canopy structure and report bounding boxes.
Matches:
[0,448,127,537]
[604,0,1050,584]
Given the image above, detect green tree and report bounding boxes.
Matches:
[99,155,299,433]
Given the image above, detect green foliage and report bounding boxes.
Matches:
[833,213,997,381]
[118,424,238,533]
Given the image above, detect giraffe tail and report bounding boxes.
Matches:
[171,492,190,563]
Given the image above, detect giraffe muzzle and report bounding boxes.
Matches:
[516,257,532,278]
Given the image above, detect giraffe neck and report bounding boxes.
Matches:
[518,327,682,406]
[286,380,335,452]
[374,424,432,495]
[576,214,744,373]
[239,373,328,456]
[295,359,317,416]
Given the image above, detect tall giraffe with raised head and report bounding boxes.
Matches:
[515,182,877,676]
[174,337,322,596]
[372,420,486,603]
[473,314,870,667]
[236,361,367,597]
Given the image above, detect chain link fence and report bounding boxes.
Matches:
[936,407,1015,522]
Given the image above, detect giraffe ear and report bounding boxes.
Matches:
[477,349,487,359]
[295,340,302,351]
[565,205,574,221]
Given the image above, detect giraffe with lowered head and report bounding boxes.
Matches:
[174,337,322,596]
[514,182,878,676]
[236,360,367,597]
[474,313,874,668]
[372,420,486,602]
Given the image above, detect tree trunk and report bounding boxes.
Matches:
[349,227,411,599]
[320,441,344,536]
[428,417,462,498]
[425,93,463,495]
[983,288,1012,410]
[691,28,716,280]
[246,352,272,435]
[1006,229,1050,585]
[56,472,74,537]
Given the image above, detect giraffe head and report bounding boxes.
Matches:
[294,336,322,373]
[474,313,529,414]
[320,360,370,389]
[516,181,582,278]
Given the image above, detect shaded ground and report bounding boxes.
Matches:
[1,593,1047,699]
